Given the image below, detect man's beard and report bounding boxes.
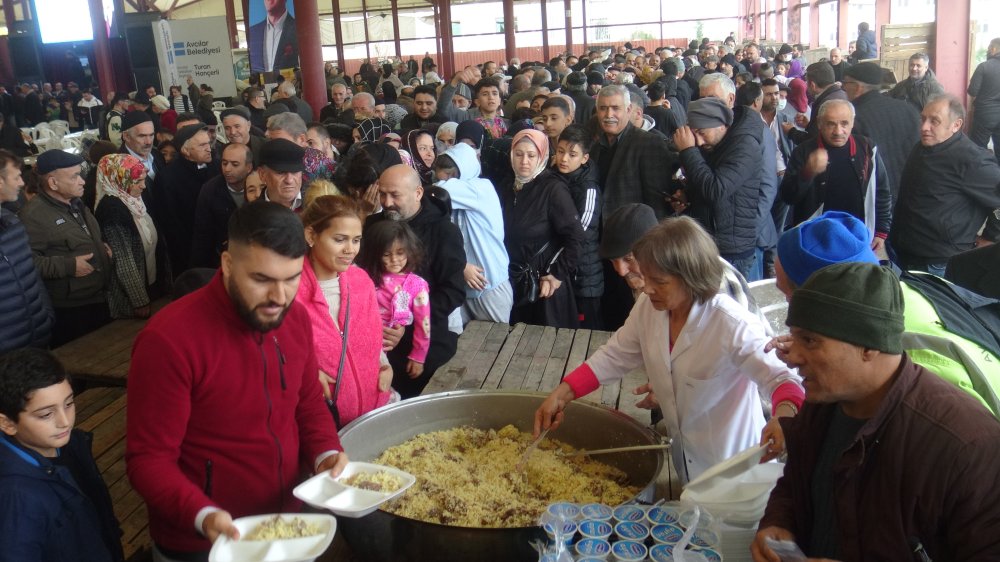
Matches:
[228,277,291,332]
[384,207,404,221]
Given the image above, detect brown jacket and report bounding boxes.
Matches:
[761,354,1000,561]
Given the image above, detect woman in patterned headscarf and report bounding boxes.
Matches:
[499,128,584,328]
[401,129,436,187]
[93,154,161,319]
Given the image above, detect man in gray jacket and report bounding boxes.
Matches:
[19,150,110,346]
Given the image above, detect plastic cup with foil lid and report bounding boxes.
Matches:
[612,504,646,524]
[651,523,685,544]
[579,558,611,562]
[647,505,680,526]
[578,519,614,540]
[694,546,723,562]
[614,520,650,542]
[580,502,614,521]
[611,539,649,562]
[575,537,612,559]
[649,543,675,562]
[547,502,581,520]
[692,528,720,549]
[542,520,578,545]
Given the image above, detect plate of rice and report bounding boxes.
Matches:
[293,461,416,518]
[208,513,335,562]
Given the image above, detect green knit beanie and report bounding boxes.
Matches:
[786,262,905,353]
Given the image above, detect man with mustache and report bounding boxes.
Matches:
[779,99,891,253]
[126,202,348,560]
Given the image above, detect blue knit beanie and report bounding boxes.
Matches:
[777,211,879,287]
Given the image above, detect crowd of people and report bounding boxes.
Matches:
[2,29,1000,562]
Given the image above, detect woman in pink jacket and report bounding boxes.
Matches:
[299,195,394,427]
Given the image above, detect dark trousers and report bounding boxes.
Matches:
[51,302,111,348]
[970,111,1000,163]
[389,324,458,399]
[575,296,603,330]
[600,261,634,332]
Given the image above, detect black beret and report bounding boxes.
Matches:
[122,110,153,131]
[843,62,884,86]
[133,92,150,105]
[565,71,587,87]
[220,106,251,121]
[35,150,84,175]
[259,138,305,172]
[173,123,209,152]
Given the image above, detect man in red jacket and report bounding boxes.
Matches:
[126,202,348,560]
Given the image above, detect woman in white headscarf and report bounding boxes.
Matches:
[94,154,160,319]
[499,128,583,328]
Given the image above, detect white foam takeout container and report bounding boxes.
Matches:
[293,461,416,518]
[208,513,336,562]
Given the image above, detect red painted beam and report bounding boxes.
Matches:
[564,0,572,56]
[331,0,346,72]
[88,0,118,95]
[503,0,515,64]
[934,0,971,106]
[293,0,325,116]
[223,0,238,50]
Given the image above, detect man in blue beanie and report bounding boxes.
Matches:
[768,211,1000,416]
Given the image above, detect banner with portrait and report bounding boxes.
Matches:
[248,0,300,74]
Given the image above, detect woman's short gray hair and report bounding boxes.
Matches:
[631,216,723,303]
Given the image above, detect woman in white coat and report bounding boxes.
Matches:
[535,216,804,484]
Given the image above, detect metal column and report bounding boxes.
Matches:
[293,0,326,115]
[331,0,346,71]
[503,0,516,64]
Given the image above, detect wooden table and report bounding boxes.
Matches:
[74,387,151,560]
[68,320,675,561]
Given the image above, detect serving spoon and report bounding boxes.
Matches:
[556,443,670,458]
[515,427,550,471]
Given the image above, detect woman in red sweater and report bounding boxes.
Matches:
[299,195,394,427]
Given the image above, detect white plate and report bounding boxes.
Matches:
[684,444,769,493]
[208,513,336,562]
[293,461,416,518]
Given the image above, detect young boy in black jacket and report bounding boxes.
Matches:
[552,125,604,328]
[0,349,124,562]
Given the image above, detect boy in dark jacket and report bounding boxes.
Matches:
[552,125,603,328]
[0,348,124,562]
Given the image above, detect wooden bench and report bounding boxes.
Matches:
[74,387,151,560]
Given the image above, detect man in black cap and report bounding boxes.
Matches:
[564,71,596,124]
[257,138,305,211]
[120,110,165,205]
[221,105,263,166]
[191,143,254,268]
[154,123,220,275]
[586,71,604,97]
[674,96,763,278]
[841,61,920,203]
[752,262,1000,562]
[19,150,111,346]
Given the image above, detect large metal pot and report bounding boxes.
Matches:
[336,390,663,562]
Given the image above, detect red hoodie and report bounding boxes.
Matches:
[126,272,342,553]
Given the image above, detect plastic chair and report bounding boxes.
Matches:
[212,101,227,109]
[49,120,70,138]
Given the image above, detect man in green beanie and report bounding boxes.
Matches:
[751,262,1000,562]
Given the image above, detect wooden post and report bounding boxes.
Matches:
[564,0,572,55]
[503,0,516,64]
[438,0,454,77]
[809,0,820,48]
[223,0,239,50]
[540,0,549,62]
[775,0,784,43]
[88,0,117,95]
[390,0,401,59]
[836,0,849,50]
[874,0,890,36]
[293,0,326,115]
[330,0,346,73]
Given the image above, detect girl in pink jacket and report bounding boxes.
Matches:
[358,221,431,378]
[298,196,393,427]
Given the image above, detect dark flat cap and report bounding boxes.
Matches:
[541,80,561,91]
[122,110,153,131]
[36,150,84,175]
[220,106,251,121]
[259,138,305,172]
[687,97,734,129]
[587,71,605,86]
[843,62,883,86]
[599,203,658,259]
[455,120,486,149]
[455,83,473,100]
[566,71,587,87]
[720,54,739,68]
[132,92,150,105]
[173,123,209,151]
[778,44,793,56]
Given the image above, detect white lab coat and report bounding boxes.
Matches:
[586,293,800,484]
